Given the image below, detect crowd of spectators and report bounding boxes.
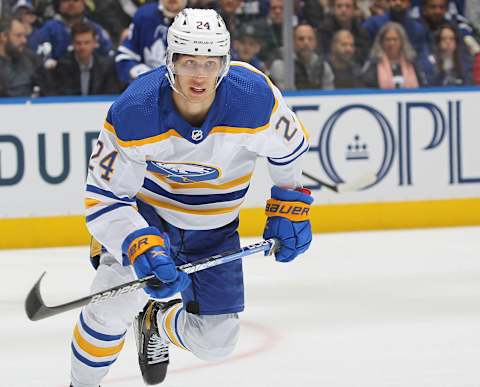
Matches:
[1,0,480,98]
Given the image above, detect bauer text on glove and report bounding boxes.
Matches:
[263,186,314,262]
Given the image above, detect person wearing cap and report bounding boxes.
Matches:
[231,23,266,72]
[11,0,38,45]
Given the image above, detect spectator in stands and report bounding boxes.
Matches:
[0,16,46,96]
[216,0,266,37]
[270,23,334,90]
[426,24,472,85]
[115,0,187,83]
[85,0,132,47]
[52,22,122,95]
[188,0,218,8]
[316,0,371,65]
[363,0,430,56]
[419,0,480,55]
[328,29,365,87]
[411,0,464,18]
[28,0,113,68]
[362,22,427,88]
[231,23,266,72]
[12,0,38,44]
[356,0,389,19]
[250,0,295,65]
[297,0,324,27]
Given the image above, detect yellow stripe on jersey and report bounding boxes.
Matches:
[148,171,252,190]
[210,121,272,135]
[103,121,182,147]
[137,193,242,215]
[299,119,310,141]
[73,325,125,357]
[85,198,102,209]
[163,304,188,350]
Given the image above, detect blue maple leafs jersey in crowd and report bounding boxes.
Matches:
[29,15,113,60]
[115,2,173,83]
[85,62,310,263]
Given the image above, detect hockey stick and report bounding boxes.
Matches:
[25,238,279,322]
[302,171,377,193]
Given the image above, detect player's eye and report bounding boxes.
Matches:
[205,61,218,69]
[184,60,197,67]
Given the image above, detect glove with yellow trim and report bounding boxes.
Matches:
[263,186,314,262]
[122,227,191,298]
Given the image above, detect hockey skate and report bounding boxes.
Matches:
[134,299,181,385]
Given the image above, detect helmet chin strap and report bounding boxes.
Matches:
[165,72,189,101]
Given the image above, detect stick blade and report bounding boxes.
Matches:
[336,173,377,193]
[25,272,50,321]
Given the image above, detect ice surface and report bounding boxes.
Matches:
[1,227,480,387]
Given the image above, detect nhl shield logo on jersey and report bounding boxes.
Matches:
[147,161,220,183]
[191,129,203,141]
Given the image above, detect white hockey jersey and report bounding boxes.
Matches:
[85,61,309,261]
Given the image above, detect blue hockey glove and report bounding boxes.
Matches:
[122,227,191,299]
[263,186,314,262]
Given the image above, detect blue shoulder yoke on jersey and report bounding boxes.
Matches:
[106,64,276,145]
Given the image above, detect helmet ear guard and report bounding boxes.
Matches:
[165,8,231,90]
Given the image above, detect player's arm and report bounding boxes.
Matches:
[86,109,190,297]
[115,16,150,83]
[254,84,313,262]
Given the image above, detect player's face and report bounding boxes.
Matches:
[173,55,222,102]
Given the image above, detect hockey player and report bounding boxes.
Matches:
[71,8,313,387]
[115,0,187,83]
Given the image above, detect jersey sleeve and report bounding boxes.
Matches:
[247,82,310,189]
[115,19,145,82]
[85,109,150,263]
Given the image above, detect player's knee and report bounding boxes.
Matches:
[87,252,149,326]
[183,313,240,362]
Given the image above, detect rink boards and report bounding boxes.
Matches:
[1,87,479,248]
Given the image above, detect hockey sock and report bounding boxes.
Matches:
[71,310,126,386]
[157,303,190,351]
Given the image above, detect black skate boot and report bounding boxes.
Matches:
[134,299,182,385]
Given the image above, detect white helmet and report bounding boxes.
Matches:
[166,8,231,89]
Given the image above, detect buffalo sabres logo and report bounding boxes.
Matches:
[147,161,220,183]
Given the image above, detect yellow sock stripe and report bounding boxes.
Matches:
[163,304,188,350]
[265,199,310,222]
[73,325,125,357]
